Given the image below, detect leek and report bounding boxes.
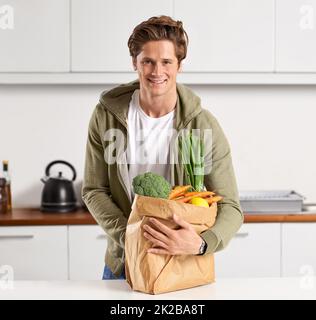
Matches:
[178,131,205,192]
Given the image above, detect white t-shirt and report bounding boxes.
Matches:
[127,89,175,199]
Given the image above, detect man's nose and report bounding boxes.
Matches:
[152,63,163,75]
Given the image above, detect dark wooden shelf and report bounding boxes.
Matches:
[1,208,316,226]
[0,208,96,226]
[244,213,316,223]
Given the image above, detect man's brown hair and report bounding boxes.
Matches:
[127,15,189,67]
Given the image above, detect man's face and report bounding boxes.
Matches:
[133,40,181,98]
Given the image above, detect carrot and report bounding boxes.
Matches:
[173,195,185,201]
[173,193,185,199]
[184,191,215,198]
[175,196,194,203]
[205,195,223,204]
[176,193,223,204]
[174,191,214,202]
[205,197,213,205]
[212,195,223,202]
[168,185,192,200]
[175,193,206,203]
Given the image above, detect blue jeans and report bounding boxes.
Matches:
[102,265,126,280]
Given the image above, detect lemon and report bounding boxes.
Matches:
[189,197,209,208]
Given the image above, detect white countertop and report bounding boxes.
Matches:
[1,277,316,300]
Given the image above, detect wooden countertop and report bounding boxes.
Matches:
[1,208,316,226]
[0,208,96,226]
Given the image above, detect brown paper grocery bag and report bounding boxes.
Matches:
[125,194,217,295]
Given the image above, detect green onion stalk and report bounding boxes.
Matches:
[178,131,205,192]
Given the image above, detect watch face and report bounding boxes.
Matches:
[199,241,206,254]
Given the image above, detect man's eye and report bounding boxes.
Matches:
[143,60,151,64]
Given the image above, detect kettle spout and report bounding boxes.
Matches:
[41,177,48,184]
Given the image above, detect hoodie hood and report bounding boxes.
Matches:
[99,79,202,130]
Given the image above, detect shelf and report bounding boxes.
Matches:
[1,72,316,85]
[244,213,316,223]
[1,208,316,226]
[0,208,96,226]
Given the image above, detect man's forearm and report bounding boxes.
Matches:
[200,202,243,255]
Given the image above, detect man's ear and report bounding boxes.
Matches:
[178,61,183,73]
[132,58,137,71]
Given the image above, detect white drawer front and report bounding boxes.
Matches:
[68,225,107,280]
[0,226,68,280]
[71,0,173,72]
[0,0,69,71]
[215,223,281,278]
[276,0,316,72]
[174,0,274,72]
[282,223,316,277]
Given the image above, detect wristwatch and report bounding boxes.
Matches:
[198,238,207,255]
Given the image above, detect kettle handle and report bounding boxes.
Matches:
[45,160,77,181]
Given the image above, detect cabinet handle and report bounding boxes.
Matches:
[96,234,106,240]
[234,232,249,238]
[0,235,34,240]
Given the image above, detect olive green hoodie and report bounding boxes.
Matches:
[82,80,244,278]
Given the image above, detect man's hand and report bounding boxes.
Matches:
[142,213,203,255]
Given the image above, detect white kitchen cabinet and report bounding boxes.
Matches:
[215,223,281,278]
[282,223,316,277]
[71,0,173,72]
[68,225,108,280]
[3,221,316,281]
[0,0,69,72]
[276,0,316,72]
[0,226,68,280]
[174,0,274,72]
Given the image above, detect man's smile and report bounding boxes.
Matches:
[147,78,167,85]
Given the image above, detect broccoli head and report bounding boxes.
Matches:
[132,172,171,199]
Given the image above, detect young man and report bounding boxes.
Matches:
[82,16,243,280]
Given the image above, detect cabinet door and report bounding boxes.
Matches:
[276,0,316,71]
[0,0,69,72]
[282,223,316,277]
[71,0,173,72]
[215,223,281,277]
[174,0,274,72]
[68,225,108,280]
[0,226,68,280]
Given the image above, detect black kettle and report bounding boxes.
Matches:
[40,160,77,213]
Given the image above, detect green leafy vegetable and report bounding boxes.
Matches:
[132,172,172,199]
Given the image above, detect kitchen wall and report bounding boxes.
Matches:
[1,83,316,207]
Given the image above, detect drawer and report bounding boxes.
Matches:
[215,223,281,277]
[282,223,316,277]
[0,226,68,280]
[68,225,107,280]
